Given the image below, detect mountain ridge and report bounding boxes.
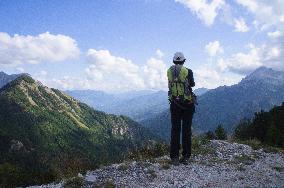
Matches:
[0,74,159,187]
[141,67,284,140]
[0,71,23,88]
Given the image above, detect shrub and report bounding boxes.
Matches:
[63,176,84,188]
[204,131,215,140]
[234,103,284,149]
[215,125,227,140]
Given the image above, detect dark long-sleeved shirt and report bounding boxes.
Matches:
[187,68,195,88]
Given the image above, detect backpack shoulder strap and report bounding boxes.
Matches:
[169,65,183,81]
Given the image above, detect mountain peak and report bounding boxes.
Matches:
[250,66,274,75]
[7,73,34,85]
[242,66,284,84]
[0,71,24,89]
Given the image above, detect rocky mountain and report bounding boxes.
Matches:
[142,67,284,140]
[28,140,284,187]
[0,71,22,88]
[0,75,158,187]
[194,87,209,96]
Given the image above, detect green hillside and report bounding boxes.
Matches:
[0,75,157,187]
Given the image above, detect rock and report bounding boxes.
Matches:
[28,140,284,188]
[9,139,24,152]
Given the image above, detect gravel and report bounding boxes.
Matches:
[29,140,284,188]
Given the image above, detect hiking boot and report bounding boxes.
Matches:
[170,158,179,166]
[180,157,190,165]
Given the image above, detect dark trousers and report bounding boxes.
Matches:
[170,102,194,159]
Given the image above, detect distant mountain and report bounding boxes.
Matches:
[141,67,284,140]
[67,87,209,123]
[0,75,158,187]
[194,87,209,96]
[108,90,169,122]
[65,90,117,110]
[0,71,22,88]
[67,90,169,122]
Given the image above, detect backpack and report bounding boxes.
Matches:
[167,64,192,103]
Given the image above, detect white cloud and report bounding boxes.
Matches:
[235,0,258,12]
[84,49,168,92]
[194,64,242,89]
[86,49,145,91]
[155,49,164,58]
[15,67,25,73]
[142,57,168,89]
[234,17,249,32]
[235,0,284,30]
[0,32,80,66]
[39,70,48,76]
[175,0,225,26]
[218,44,283,75]
[205,41,223,56]
[267,30,282,39]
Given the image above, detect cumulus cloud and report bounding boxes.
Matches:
[235,0,284,30]
[0,32,80,66]
[84,49,168,92]
[15,67,25,73]
[155,49,164,58]
[218,44,283,75]
[175,0,225,26]
[267,30,282,39]
[194,64,242,89]
[142,57,168,89]
[205,41,223,56]
[234,17,249,32]
[85,49,145,91]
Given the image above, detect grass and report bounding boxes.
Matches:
[234,155,255,165]
[147,169,157,179]
[272,166,284,172]
[233,138,284,154]
[161,163,171,170]
[63,176,84,188]
[192,136,216,155]
[235,139,262,150]
[92,179,115,188]
[156,158,171,170]
[117,163,129,171]
[104,180,116,188]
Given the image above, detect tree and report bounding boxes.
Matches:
[215,125,227,140]
[205,131,215,140]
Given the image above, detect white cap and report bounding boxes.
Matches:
[173,52,186,62]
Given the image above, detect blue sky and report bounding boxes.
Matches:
[0,0,283,92]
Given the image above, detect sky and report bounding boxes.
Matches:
[0,0,283,93]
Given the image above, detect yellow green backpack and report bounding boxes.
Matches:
[167,65,192,102]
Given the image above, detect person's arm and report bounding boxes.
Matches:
[188,69,195,87]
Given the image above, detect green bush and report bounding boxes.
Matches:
[234,103,284,149]
[63,176,84,188]
[204,131,215,140]
[128,142,169,161]
[215,125,227,140]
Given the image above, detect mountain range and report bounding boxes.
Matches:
[141,67,284,140]
[66,90,168,122]
[0,74,158,186]
[66,88,208,122]
[0,71,22,88]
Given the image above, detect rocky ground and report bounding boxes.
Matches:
[29,140,284,188]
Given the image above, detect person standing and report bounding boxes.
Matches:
[167,52,195,165]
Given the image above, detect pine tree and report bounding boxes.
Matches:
[215,125,227,140]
